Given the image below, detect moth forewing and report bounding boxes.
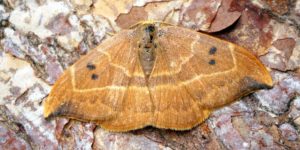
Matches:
[44,23,272,132]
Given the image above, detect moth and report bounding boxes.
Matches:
[44,22,273,132]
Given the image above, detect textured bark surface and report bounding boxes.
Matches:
[0,0,299,149]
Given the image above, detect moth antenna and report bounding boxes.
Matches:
[163,8,176,23]
[106,31,115,36]
[129,20,174,29]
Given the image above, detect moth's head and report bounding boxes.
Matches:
[131,22,158,41]
[142,23,156,34]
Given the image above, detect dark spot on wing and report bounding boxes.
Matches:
[47,102,70,118]
[209,46,217,55]
[233,76,273,100]
[86,63,96,70]
[240,76,272,90]
[91,74,98,80]
[209,59,216,65]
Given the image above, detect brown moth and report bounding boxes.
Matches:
[43,22,273,132]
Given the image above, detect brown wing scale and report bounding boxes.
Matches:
[44,30,154,131]
[44,23,272,132]
[147,26,272,130]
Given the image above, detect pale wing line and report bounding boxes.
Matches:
[181,43,237,85]
[154,42,198,123]
[150,35,236,77]
[70,32,237,92]
[162,34,207,108]
[93,33,143,78]
[179,43,237,102]
[173,35,197,74]
[71,44,148,92]
[148,43,237,88]
[97,49,144,77]
[148,36,196,77]
[70,43,237,92]
[71,65,148,92]
[70,34,147,92]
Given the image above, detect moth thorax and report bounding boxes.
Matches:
[138,24,157,78]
